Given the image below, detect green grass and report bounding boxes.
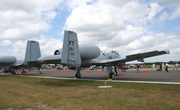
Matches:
[0,75,180,110]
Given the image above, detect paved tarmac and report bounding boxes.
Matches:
[1,68,179,84]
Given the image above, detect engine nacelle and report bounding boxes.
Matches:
[0,56,17,64]
[79,44,100,60]
[54,45,100,60]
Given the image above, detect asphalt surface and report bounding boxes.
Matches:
[1,68,180,83]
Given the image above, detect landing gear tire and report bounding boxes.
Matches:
[11,71,16,75]
[110,72,116,80]
[115,72,119,76]
[10,69,16,75]
[3,69,8,73]
[38,68,42,74]
[75,73,81,78]
[22,71,26,75]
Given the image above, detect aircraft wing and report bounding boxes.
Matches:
[92,50,170,65]
[15,59,26,66]
[38,55,61,64]
[124,50,170,62]
[38,50,169,66]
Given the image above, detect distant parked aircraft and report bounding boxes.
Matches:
[0,41,42,75]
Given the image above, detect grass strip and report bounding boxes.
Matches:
[0,75,180,110]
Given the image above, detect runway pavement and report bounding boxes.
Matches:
[1,68,180,84]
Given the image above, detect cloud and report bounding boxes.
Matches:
[63,1,150,48]
[61,0,95,10]
[0,0,64,59]
[0,0,180,63]
[37,36,63,56]
[0,0,63,12]
[0,40,13,47]
[0,36,63,60]
[63,0,180,62]
[159,11,168,22]
[0,0,62,40]
[155,0,180,20]
[147,2,163,20]
[121,32,180,62]
[170,7,180,19]
[63,1,151,46]
[155,0,180,7]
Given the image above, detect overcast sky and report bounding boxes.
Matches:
[0,0,180,63]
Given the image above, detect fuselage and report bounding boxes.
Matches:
[38,44,121,66]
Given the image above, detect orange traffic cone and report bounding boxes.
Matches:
[119,70,122,74]
[98,69,101,74]
[63,68,66,74]
[51,69,54,73]
[87,69,90,74]
[143,69,146,74]
[27,70,29,74]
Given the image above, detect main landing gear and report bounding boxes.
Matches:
[3,68,16,75]
[75,67,81,78]
[21,68,26,75]
[38,68,42,74]
[107,66,119,80]
[10,68,16,75]
[21,68,42,75]
[74,66,118,80]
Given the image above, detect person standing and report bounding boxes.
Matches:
[152,63,155,70]
[165,63,169,73]
[160,62,162,72]
[175,63,179,69]
[162,62,165,71]
[136,64,140,73]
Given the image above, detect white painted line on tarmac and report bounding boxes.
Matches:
[112,80,180,85]
[25,75,180,85]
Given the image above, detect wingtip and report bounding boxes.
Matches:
[165,50,170,54]
[158,50,170,54]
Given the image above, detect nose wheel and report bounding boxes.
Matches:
[75,72,81,78]
[21,71,26,75]
[109,72,116,80]
[107,66,117,80]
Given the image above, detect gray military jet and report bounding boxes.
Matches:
[0,41,41,75]
[38,30,170,80]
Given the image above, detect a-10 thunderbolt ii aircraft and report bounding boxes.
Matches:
[0,41,42,75]
[38,30,170,80]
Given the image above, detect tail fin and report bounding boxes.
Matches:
[61,30,81,67]
[24,41,41,63]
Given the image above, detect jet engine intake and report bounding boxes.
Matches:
[54,49,62,55]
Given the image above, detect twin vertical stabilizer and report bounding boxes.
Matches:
[61,31,81,67]
[24,41,41,63]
